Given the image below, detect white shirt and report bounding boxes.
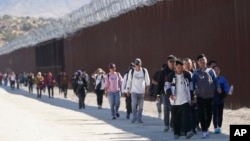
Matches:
[92,74,105,90]
[173,74,190,105]
[121,73,128,93]
[126,68,150,94]
[10,74,16,81]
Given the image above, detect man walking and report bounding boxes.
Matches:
[126,58,150,123]
[192,54,221,138]
[157,55,177,131]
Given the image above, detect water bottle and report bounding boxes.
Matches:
[228,85,234,95]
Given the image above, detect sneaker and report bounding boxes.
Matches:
[186,131,194,139]
[131,119,136,123]
[126,114,130,119]
[174,135,179,139]
[214,128,217,133]
[112,117,116,120]
[214,128,220,134]
[138,120,144,123]
[201,132,210,139]
[116,113,120,118]
[206,131,210,137]
[217,128,221,134]
[201,132,207,139]
[164,126,169,132]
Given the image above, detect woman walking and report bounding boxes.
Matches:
[92,68,106,109]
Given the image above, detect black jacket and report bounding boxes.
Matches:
[157,65,174,95]
[165,71,194,100]
[76,78,87,95]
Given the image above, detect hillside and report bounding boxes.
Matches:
[0,15,55,47]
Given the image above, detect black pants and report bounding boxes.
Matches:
[16,82,19,89]
[95,89,104,106]
[190,103,199,131]
[10,80,15,89]
[47,86,54,98]
[37,87,42,98]
[28,83,33,93]
[61,85,68,97]
[197,97,213,132]
[125,94,132,115]
[213,103,224,128]
[78,92,86,109]
[172,103,192,136]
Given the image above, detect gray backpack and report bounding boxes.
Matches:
[195,68,215,98]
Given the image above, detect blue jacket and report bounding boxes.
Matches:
[213,75,230,104]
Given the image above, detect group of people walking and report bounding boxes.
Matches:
[90,54,233,139]
[151,54,233,139]
[0,53,234,139]
[0,71,69,99]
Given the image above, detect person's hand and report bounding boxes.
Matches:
[126,93,131,96]
[170,95,176,100]
[192,97,197,104]
[156,95,161,101]
[122,93,126,97]
[217,88,222,94]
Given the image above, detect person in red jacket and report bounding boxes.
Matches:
[45,72,56,98]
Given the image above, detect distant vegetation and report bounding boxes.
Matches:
[0,15,55,47]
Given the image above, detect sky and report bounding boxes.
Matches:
[0,0,92,18]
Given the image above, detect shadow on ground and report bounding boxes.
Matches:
[1,85,229,141]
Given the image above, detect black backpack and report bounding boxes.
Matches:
[129,68,146,80]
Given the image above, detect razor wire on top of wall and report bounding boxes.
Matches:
[0,0,162,55]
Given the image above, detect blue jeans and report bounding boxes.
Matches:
[131,93,144,121]
[156,94,163,113]
[163,94,172,127]
[108,91,121,117]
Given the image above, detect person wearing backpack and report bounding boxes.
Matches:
[92,68,106,109]
[126,58,150,123]
[157,55,177,132]
[104,63,123,120]
[192,54,221,139]
[76,75,88,109]
[212,66,233,134]
[121,62,135,119]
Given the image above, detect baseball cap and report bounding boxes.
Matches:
[135,58,142,66]
[167,55,177,61]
